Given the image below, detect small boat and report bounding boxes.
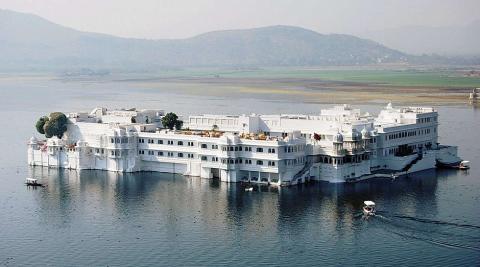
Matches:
[363,201,376,216]
[459,161,470,170]
[25,177,43,187]
[245,186,253,192]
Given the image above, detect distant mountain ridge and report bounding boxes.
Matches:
[0,9,456,71]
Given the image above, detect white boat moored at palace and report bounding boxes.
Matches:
[459,161,470,170]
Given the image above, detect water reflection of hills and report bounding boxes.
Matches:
[29,167,456,235]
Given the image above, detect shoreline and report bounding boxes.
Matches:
[1,72,478,106]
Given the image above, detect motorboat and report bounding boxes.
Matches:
[25,177,43,187]
[363,201,376,216]
[437,160,470,170]
[459,161,470,170]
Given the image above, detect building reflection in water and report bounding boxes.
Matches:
[28,166,456,240]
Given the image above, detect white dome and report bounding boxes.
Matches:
[361,128,370,138]
[333,132,344,143]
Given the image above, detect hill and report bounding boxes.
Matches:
[0,9,410,70]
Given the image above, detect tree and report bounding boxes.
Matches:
[44,112,68,138]
[35,116,49,134]
[174,120,184,130]
[162,112,183,130]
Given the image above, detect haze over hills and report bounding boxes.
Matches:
[361,21,480,56]
[0,9,412,71]
[0,9,475,72]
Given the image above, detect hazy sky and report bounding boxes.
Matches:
[1,0,479,39]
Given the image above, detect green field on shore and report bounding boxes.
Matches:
[150,68,480,88]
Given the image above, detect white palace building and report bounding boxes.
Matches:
[28,104,463,185]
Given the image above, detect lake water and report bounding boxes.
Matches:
[1,77,479,266]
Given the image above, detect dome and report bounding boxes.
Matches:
[361,128,370,139]
[333,132,344,143]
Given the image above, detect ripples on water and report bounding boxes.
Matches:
[0,78,479,266]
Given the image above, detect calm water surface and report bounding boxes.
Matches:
[0,77,479,266]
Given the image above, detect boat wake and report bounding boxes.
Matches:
[368,212,480,251]
[386,227,480,251]
[390,214,480,230]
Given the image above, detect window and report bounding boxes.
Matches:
[167,152,173,157]
[256,147,263,153]
[270,173,279,183]
[111,138,114,143]
[268,148,276,153]
[201,156,207,161]
[212,144,218,149]
[201,144,208,149]
[244,146,252,152]
[260,172,269,182]
[188,141,194,146]
[178,141,183,146]
[178,153,184,158]
[168,140,174,145]
[188,153,194,158]
[157,151,163,156]
[256,160,263,165]
[268,161,276,166]
[157,140,163,144]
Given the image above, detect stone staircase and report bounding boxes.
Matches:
[401,152,423,172]
[293,156,313,181]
